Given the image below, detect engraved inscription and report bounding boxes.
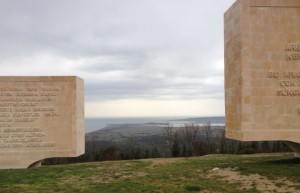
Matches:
[280,80,295,87]
[0,84,64,149]
[267,44,300,99]
[283,72,300,79]
[285,43,300,52]
[277,88,300,96]
[285,43,300,61]
[0,127,55,148]
[264,44,300,115]
[268,71,278,79]
[268,72,300,96]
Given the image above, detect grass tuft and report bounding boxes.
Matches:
[184,185,205,191]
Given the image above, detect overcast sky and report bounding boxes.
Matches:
[0,0,235,118]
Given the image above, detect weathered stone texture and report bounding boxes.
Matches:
[0,76,84,169]
[225,0,300,144]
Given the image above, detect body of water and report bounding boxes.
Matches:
[85,116,225,133]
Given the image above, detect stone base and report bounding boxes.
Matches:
[285,141,300,158]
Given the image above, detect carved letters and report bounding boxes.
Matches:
[0,77,84,169]
[285,43,300,61]
[267,44,300,98]
[0,85,62,149]
[267,72,300,96]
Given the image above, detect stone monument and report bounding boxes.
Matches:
[224,0,300,156]
[0,76,85,169]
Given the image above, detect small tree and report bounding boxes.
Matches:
[181,123,200,156]
[204,121,212,153]
[172,132,180,157]
[103,146,119,161]
[217,128,226,154]
[163,122,175,156]
[151,147,161,158]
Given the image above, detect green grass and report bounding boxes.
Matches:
[0,153,299,193]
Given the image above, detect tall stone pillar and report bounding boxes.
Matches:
[224,0,300,156]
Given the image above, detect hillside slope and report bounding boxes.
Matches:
[0,153,299,193]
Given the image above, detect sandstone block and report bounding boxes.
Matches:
[0,76,84,169]
[225,0,300,145]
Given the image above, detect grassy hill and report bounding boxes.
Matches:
[0,153,299,193]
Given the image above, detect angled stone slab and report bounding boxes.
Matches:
[224,0,300,155]
[0,76,84,169]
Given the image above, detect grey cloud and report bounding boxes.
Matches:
[0,0,234,102]
[85,70,224,101]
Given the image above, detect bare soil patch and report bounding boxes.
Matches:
[207,168,300,193]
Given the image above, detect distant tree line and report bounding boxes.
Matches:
[161,122,290,157]
[43,122,291,165]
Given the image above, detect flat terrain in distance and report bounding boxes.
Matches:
[0,153,299,193]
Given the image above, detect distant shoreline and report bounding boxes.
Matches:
[85,116,225,133]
